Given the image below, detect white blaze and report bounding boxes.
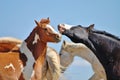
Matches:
[46,24,58,34]
[46,24,61,38]
[63,24,73,29]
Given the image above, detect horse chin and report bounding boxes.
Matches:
[54,38,61,43]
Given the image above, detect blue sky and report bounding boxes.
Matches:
[0,0,120,80]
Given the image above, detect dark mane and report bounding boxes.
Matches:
[92,29,120,41]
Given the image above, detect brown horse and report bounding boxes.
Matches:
[0,18,61,80]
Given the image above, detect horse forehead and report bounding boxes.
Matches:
[63,24,74,29]
[46,24,58,34]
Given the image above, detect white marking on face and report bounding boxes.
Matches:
[32,33,40,45]
[46,24,58,34]
[4,63,15,72]
[46,24,62,39]
[62,24,73,30]
[20,41,35,80]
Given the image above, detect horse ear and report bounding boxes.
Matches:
[62,40,67,48]
[46,17,50,24]
[87,24,94,32]
[35,20,40,26]
[63,40,66,45]
[40,18,50,24]
[47,17,49,20]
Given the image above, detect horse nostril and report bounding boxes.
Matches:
[56,34,61,40]
[55,34,61,42]
[56,35,59,39]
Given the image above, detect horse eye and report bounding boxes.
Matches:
[44,28,47,31]
[59,53,62,56]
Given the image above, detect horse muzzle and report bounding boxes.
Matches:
[55,33,62,42]
[58,24,66,34]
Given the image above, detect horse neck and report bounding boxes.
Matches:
[89,32,114,63]
[67,45,95,64]
[24,27,47,61]
[88,33,108,54]
[89,32,119,48]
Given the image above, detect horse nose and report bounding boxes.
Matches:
[55,34,62,41]
[56,34,61,38]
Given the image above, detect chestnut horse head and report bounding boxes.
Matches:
[34,17,61,43]
[21,18,62,80]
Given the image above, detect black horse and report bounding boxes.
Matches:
[58,24,120,80]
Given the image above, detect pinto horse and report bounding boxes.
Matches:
[59,41,106,80]
[0,18,61,80]
[0,37,62,80]
[58,24,120,80]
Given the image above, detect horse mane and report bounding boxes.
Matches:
[0,37,22,52]
[0,37,22,44]
[92,29,120,41]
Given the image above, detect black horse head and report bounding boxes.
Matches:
[58,24,96,53]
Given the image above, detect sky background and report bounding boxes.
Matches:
[0,0,120,80]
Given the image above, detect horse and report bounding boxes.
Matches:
[43,47,61,80]
[59,40,106,80]
[0,37,68,80]
[58,23,120,80]
[0,18,61,80]
[0,37,22,52]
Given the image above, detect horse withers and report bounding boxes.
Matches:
[0,18,61,80]
[58,23,120,80]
